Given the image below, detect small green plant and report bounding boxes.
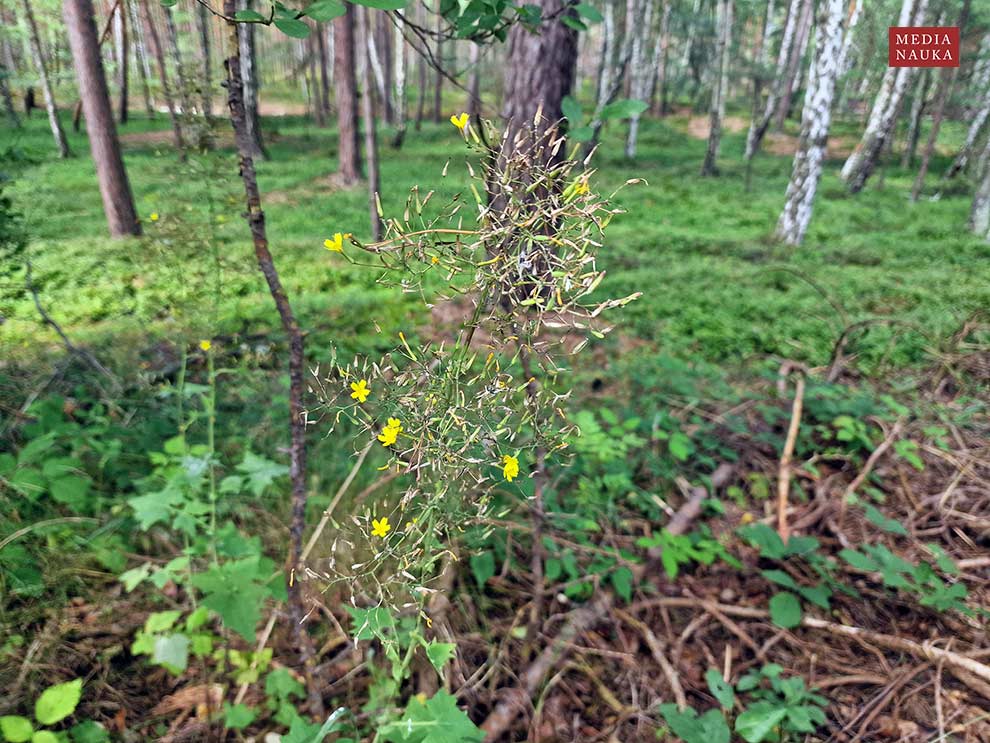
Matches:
[0,679,109,743]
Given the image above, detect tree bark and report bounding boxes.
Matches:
[22,0,71,157]
[775,0,845,246]
[701,0,732,176]
[237,0,266,158]
[163,7,193,118]
[390,13,406,147]
[624,0,655,158]
[63,0,141,237]
[333,3,361,183]
[971,132,990,239]
[316,17,330,121]
[465,41,481,120]
[128,0,155,117]
[193,1,213,117]
[900,68,929,169]
[841,0,922,193]
[358,7,381,240]
[220,0,323,716]
[141,0,185,152]
[647,0,671,116]
[835,0,862,80]
[432,0,442,122]
[0,65,19,127]
[112,0,128,123]
[413,0,426,130]
[772,0,812,130]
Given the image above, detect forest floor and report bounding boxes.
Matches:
[1,107,989,741]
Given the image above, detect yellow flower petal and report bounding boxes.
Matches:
[371,517,391,538]
[199,340,212,352]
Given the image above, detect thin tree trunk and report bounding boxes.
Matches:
[22,0,71,157]
[900,69,929,169]
[308,28,325,126]
[358,7,381,240]
[390,13,407,147]
[648,0,671,116]
[745,0,801,162]
[414,0,426,130]
[163,7,192,117]
[701,0,732,176]
[194,2,213,117]
[835,0,862,79]
[316,17,330,120]
[0,65,19,127]
[63,0,140,236]
[625,0,655,158]
[238,0,266,158]
[841,0,920,192]
[366,18,387,115]
[432,0,442,122]
[585,0,635,153]
[128,0,154,117]
[333,3,361,183]
[773,0,812,130]
[776,0,846,246]
[113,0,128,123]
[378,11,393,124]
[465,41,481,120]
[220,0,323,716]
[971,131,990,239]
[142,1,184,151]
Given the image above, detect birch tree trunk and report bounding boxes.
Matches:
[316,19,330,121]
[970,132,990,239]
[835,0,862,79]
[466,41,481,119]
[128,0,154,117]
[238,0,266,158]
[141,1,184,151]
[841,0,920,192]
[586,0,634,152]
[900,69,929,168]
[648,0,671,116]
[22,0,71,157]
[163,7,193,118]
[390,14,406,147]
[432,0,442,122]
[414,0,426,129]
[775,0,845,246]
[745,0,801,162]
[112,0,127,123]
[773,0,813,129]
[63,0,140,236]
[624,0,655,157]
[358,6,381,240]
[943,32,990,181]
[333,3,361,183]
[193,2,212,117]
[701,0,732,176]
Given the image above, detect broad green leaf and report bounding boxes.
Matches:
[349,0,407,8]
[705,668,735,709]
[659,704,730,743]
[0,716,33,743]
[768,591,801,629]
[304,0,346,20]
[667,431,693,461]
[569,125,594,142]
[144,610,182,634]
[191,557,269,641]
[234,9,267,20]
[611,566,633,602]
[224,703,257,729]
[379,691,484,743]
[31,732,59,743]
[863,504,908,535]
[153,634,189,673]
[236,452,289,497]
[561,95,583,123]
[839,549,880,572]
[600,98,648,120]
[68,720,110,743]
[274,18,311,37]
[119,563,152,592]
[469,551,495,588]
[573,2,602,22]
[425,641,456,676]
[266,667,305,700]
[761,569,798,590]
[735,702,788,743]
[35,678,83,726]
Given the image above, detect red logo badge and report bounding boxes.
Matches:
[889,27,959,67]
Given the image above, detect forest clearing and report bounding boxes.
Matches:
[1,0,989,740]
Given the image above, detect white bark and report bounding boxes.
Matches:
[22,0,70,157]
[701,0,732,175]
[945,32,990,179]
[745,0,801,161]
[776,0,846,246]
[391,14,407,144]
[835,0,862,79]
[624,0,655,157]
[970,132,990,239]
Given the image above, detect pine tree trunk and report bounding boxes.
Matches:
[775,0,845,246]
[773,0,812,130]
[141,0,185,151]
[113,0,128,123]
[358,6,381,240]
[22,0,71,157]
[701,0,732,176]
[333,3,361,183]
[745,0,801,162]
[193,2,213,117]
[390,14,406,147]
[238,0,266,158]
[63,0,140,236]
[128,0,154,117]
[841,0,922,192]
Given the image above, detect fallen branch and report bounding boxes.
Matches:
[843,417,906,500]
[777,372,805,543]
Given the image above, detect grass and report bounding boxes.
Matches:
[2,105,988,379]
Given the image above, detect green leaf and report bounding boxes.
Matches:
[144,610,182,634]
[274,18,311,37]
[862,504,908,535]
[191,557,269,641]
[348,0,408,8]
[469,551,495,588]
[768,591,801,629]
[266,667,305,701]
[573,2,602,22]
[560,14,586,30]
[610,566,633,602]
[601,98,648,120]
[234,9,267,20]
[69,720,110,743]
[31,732,59,743]
[35,678,83,726]
[0,716,33,743]
[425,641,456,676]
[224,703,257,729]
[237,452,290,497]
[839,549,880,572]
[379,691,484,743]
[561,95,583,123]
[304,0,346,20]
[159,0,177,5]
[658,704,730,743]
[735,702,788,743]
[569,125,594,142]
[153,634,189,673]
[119,563,152,592]
[704,668,735,709]
[667,431,693,461]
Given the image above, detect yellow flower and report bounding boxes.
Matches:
[574,182,590,196]
[149,212,159,222]
[450,112,469,131]
[502,454,520,482]
[377,417,403,447]
[324,232,351,252]
[371,517,391,538]
[431,255,439,264]
[199,339,212,352]
[350,379,371,403]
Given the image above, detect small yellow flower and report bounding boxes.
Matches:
[502,454,520,482]
[431,255,439,264]
[350,379,371,403]
[371,517,391,538]
[574,182,590,196]
[324,232,351,252]
[450,112,469,131]
[149,212,159,222]
[377,417,403,447]
[199,339,212,352]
